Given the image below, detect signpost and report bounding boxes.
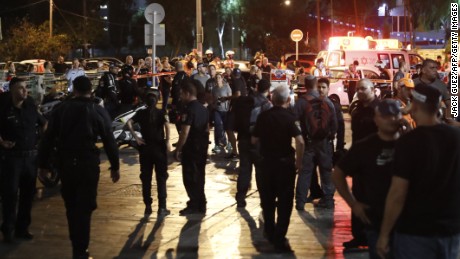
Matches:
[144,3,165,79]
[290,29,304,62]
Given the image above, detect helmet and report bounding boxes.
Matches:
[226,50,235,57]
[205,49,213,55]
[398,77,415,89]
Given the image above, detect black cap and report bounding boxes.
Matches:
[411,83,442,105]
[376,99,401,116]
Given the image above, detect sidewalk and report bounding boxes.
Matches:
[0,116,369,259]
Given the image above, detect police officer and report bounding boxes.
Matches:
[252,85,304,252]
[234,79,272,208]
[0,77,47,242]
[118,65,139,115]
[38,76,120,259]
[96,63,119,118]
[170,62,189,135]
[127,89,171,217]
[173,79,209,215]
[344,78,380,250]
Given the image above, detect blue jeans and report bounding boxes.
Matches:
[394,232,460,259]
[213,110,228,146]
[295,139,335,206]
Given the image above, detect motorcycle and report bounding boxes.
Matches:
[111,105,145,149]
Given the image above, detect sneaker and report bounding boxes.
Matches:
[273,238,294,253]
[212,145,221,153]
[225,143,233,153]
[157,208,171,217]
[179,207,203,216]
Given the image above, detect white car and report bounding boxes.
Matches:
[328,66,382,106]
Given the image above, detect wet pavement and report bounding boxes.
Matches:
[0,114,371,258]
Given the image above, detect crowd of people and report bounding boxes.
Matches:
[0,48,459,259]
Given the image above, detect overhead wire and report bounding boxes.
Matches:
[0,0,48,15]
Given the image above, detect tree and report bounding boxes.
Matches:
[0,19,72,61]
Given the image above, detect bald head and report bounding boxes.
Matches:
[357,79,375,102]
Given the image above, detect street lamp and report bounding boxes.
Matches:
[284,0,291,6]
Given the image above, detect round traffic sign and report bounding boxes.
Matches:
[144,3,165,24]
[290,29,303,42]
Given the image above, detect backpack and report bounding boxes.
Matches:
[233,95,270,134]
[304,94,332,140]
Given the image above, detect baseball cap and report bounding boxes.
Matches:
[411,83,442,105]
[398,77,415,89]
[197,62,206,68]
[232,68,241,77]
[376,99,401,116]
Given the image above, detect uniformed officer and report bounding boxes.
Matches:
[173,79,209,215]
[96,63,119,119]
[0,77,47,242]
[38,76,120,259]
[127,89,171,217]
[234,79,273,208]
[252,85,305,252]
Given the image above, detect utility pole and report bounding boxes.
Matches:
[49,0,53,37]
[353,0,359,35]
[196,0,203,55]
[330,0,333,37]
[316,0,321,50]
[83,0,88,57]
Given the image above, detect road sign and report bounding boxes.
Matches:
[144,24,165,46]
[144,3,165,24]
[290,29,303,42]
[290,29,303,61]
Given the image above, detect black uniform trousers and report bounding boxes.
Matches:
[236,137,262,203]
[139,145,168,208]
[0,152,37,235]
[351,178,368,243]
[58,154,100,258]
[181,142,208,211]
[259,157,296,245]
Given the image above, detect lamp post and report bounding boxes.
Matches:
[49,0,53,37]
[316,0,321,50]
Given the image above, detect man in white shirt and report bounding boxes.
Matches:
[65,58,86,93]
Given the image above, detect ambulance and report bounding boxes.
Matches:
[317,36,424,76]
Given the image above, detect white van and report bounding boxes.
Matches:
[317,49,424,76]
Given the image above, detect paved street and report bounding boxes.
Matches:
[0,115,370,259]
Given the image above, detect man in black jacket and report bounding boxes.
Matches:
[96,64,119,118]
[0,78,47,243]
[38,76,120,259]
